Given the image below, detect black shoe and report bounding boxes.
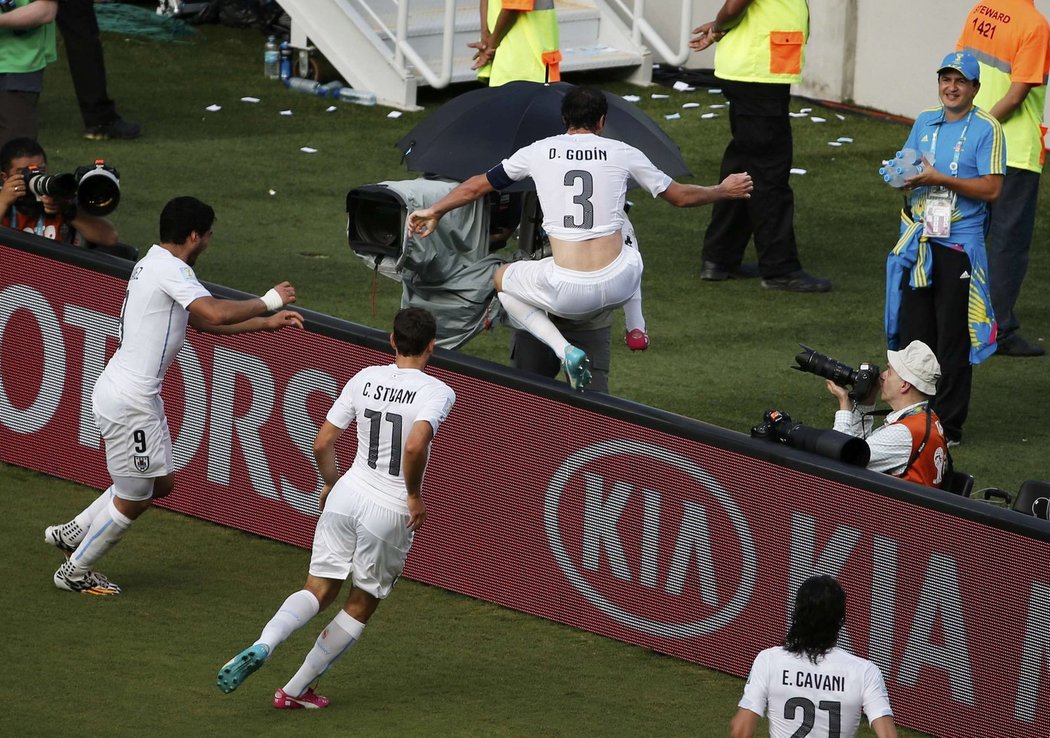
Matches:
[761,270,832,293]
[995,334,1045,357]
[700,260,760,281]
[84,118,141,141]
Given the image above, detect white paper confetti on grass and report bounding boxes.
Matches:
[205,104,222,112]
[836,114,846,120]
[651,93,669,99]
[708,88,722,94]
[837,137,854,143]
[268,189,276,196]
[326,105,337,112]
[300,147,318,154]
[790,168,808,175]
[828,141,843,147]
[672,81,695,91]
[701,112,718,119]
[682,102,700,109]
[800,107,812,114]
[622,94,641,102]
[811,116,827,123]
[240,97,260,103]
[664,113,681,120]
[789,112,807,118]
[387,111,402,118]
[280,109,293,116]
[709,103,726,109]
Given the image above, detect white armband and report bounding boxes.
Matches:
[261,288,284,312]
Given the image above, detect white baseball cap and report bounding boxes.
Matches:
[886,340,940,396]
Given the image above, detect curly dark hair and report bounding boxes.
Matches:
[783,575,846,664]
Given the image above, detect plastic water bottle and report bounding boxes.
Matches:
[285,77,320,94]
[896,160,924,179]
[279,41,292,82]
[337,86,377,106]
[880,163,906,188]
[318,81,343,97]
[264,36,279,80]
[896,148,922,166]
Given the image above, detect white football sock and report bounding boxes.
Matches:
[58,486,115,550]
[498,292,571,359]
[623,288,645,333]
[69,498,132,572]
[256,590,320,654]
[283,610,365,697]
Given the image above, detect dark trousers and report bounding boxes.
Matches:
[0,90,40,144]
[985,166,1041,338]
[702,80,802,278]
[899,244,973,441]
[510,326,611,393]
[57,0,117,128]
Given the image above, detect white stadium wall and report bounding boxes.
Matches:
[642,0,1050,121]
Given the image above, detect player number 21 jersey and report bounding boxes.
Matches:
[739,646,894,738]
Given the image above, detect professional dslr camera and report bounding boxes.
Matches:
[751,408,870,466]
[20,160,121,216]
[793,345,880,402]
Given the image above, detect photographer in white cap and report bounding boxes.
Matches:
[826,340,949,489]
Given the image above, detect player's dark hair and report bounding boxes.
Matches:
[159,196,215,245]
[561,86,608,131]
[393,307,436,357]
[783,575,847,665]
[1,137,47,172]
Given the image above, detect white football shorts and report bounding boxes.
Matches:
[500,246,642,320]
[308,491,413,599]
[92,372,172,483]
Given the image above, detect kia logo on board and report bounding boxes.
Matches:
[544,439,757,638]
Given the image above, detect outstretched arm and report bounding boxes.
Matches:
[187,281,298,330]
[406,173,495,238]
[190,308,303,335]
[658,172,752,207]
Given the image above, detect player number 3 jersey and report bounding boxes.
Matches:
[497,133,671,242]
[325,364,455,511]
[740,646,894,738]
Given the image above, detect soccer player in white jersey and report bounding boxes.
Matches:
[407,85,753,390]
[43,196,303,595]
[216,307,456,710]
[731,575,898,738]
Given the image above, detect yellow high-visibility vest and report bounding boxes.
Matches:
[479,0,561,87]
[715,0,808,84]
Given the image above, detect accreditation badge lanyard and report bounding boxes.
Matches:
[8,205,45,236]
[923,109,973,239]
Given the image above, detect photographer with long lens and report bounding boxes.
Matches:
[821,340,949,489]
[0,136,118,248]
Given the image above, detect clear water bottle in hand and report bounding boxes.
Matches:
[880,162,906,188]
[264,36,279,80]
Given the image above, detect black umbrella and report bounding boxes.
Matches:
[395,81,691,192]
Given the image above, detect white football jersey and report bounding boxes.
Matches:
[739,646,894,738]
[104,245,211,396]
[499,133,671,241]
[325,364,455,511]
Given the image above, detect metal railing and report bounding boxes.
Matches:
[606,0,693,65]
[352,0,456,88]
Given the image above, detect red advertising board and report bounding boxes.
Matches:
[2,235,1048,737]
